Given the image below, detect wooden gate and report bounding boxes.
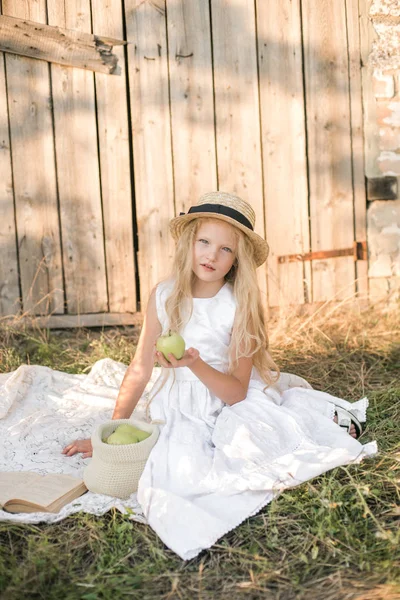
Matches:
[0,0,368,326]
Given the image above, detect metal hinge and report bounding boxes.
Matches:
[277,241,368,264]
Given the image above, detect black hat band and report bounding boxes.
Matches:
[179,203,254,231]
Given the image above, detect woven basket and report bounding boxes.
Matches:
[83,419,159,499]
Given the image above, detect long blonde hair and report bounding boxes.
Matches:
[147,217,279,413]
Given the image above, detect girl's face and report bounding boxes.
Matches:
[192,220,237,285]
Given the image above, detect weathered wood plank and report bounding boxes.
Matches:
[302,0,356,302]
[2,0,64,316]
[257,0,311,308]
[2,312,143,329]
[0,51,20,316]
[91,0,137,313]
[166,0,217,212]
[0,15,125,74]
[124,0,175,310]
[345,0,369,304]
[210,0,267,305]
[47,0,108,314]
[358,0,380,178]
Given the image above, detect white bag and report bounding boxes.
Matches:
[83,419,159,499]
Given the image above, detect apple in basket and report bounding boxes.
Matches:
[156,330,185,361]
[105,424,150,445]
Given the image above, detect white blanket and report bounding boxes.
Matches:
[0,358,329,525]
[0,358,157,524]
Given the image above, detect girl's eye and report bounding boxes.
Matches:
[198,239,232,252]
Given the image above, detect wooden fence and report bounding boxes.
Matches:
[0,0,368,326]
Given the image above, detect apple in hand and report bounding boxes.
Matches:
[105,424,150,445]
[156,330,185,362]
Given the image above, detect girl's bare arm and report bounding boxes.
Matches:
[62,286,162,456]
[112,286,162,418]
[188,355,252,405]
[156,348,253,406]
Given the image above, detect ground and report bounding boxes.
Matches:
[0,299,399,599]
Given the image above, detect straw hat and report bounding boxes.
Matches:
[83,419,159,500]
[169,191,269,267]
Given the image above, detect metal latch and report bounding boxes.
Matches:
[277,241,368,264]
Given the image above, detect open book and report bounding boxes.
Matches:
[0,472,87,514]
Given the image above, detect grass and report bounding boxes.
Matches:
[0,299,399,599]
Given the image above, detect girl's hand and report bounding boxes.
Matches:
[155,347,200,369]
[62,439,93,459]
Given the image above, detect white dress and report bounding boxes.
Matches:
[137,277,377,560]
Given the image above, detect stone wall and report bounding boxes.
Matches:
[365,0,400,304]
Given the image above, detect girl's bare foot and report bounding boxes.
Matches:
[333,415,357,438]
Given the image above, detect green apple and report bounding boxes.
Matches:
[114,424,140,436]
[134,428,151,442]
[156,330,185,362]
[106,429,137,445]
[105,424,150,445]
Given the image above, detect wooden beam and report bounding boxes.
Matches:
[91,0,137,313]
[1,312,143,329]
[125,0,175,311]
[0,53,20,316]
[166,0,217,214]
[302,0,356,303]
[0,15,126,74]
[211,0,267,306]
[2,0,64,317]
[257,0,310,308]
[48,1,108,315]
[345,0,369,305]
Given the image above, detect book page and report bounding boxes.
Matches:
[0,472,83,510]
[0,472,42,507]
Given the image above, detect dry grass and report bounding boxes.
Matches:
[0,297,399,599]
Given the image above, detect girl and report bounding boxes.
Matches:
[63,191,376,560]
